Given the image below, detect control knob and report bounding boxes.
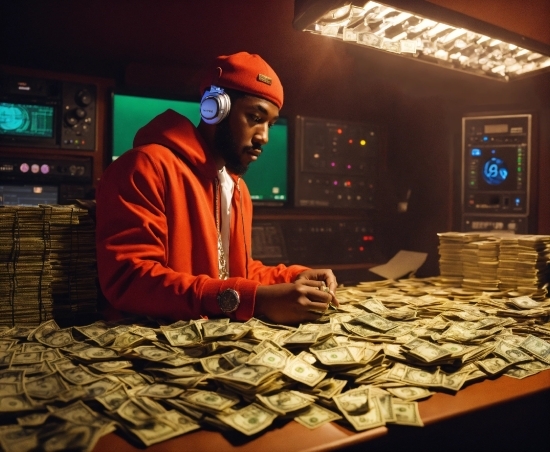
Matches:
[64,108,87,126]
[76,89,93,107]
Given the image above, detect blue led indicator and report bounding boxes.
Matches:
[515,198,521,206]
[483,136,489,141]
[471,148,481,157]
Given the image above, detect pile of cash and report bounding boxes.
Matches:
[438,232,550,298]
[1,277,549,451]
[0,205,98,328]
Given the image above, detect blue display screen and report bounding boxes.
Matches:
[482,157,508,185]
[0,102,55,138]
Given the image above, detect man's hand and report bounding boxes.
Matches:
[254,283,333,325]
[295,269,339,306]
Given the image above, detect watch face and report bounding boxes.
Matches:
[218,288,240,314]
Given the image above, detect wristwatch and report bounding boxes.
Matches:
[217,288,240,314]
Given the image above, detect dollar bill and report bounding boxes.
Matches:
[216,364,279,387]
[284,330,321,345]
[477,357,512,375]
[161,324,202,347]
[493,340,533,364]
[283,357,327,387]
[519,335,550,363]
[312,346,359,366]
[247,347,288,369]
[386,386,433,401]
[25,372,69,399]
[184,390,240,412]
[256,390,315,415]
[217,403,277,436]
[16,411,50,427]
[128,410,200,446]
[294,403,342,429]
[0,425,40,451]
[136,383,185,398]
[95,385,129,411]
[200,355,234,375]
[374,393,396,422]
[392,400,424,426]
[355,313,399,332]
[0,393,35,412]
[401,366,441,387]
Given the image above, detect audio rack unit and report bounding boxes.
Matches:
[294,116,378,209]
[461,113,532,233]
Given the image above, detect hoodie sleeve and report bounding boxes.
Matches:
[95,149,259,322]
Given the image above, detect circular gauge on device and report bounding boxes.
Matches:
[0,103,30,133]
[482,157,508,185]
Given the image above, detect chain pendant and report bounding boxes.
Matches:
[217,231,229,280]
[215,177,229,280]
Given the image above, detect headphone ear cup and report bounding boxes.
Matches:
[200,86,231,125]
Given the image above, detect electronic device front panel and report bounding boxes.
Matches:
[294,116,378,209]
[462,114,531,217]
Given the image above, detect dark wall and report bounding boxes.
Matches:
[1,0,549,277]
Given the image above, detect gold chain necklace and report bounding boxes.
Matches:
[214,177,229,280]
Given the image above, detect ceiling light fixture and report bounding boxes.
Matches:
[293,0,550,81]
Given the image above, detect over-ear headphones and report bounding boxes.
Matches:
[200,85,231,125]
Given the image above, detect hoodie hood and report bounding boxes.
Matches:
[133,109,218,179]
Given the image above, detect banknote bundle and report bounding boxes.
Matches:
[0,205,98,328]
[0,277,549,450]
[437,232,481,287]
[438,232,550,298]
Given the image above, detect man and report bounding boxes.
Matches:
[95,51,338,325]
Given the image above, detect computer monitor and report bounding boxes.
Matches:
[111,91,288,205]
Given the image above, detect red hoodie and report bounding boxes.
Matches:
[95,109,308,322]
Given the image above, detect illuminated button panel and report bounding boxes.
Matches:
[0,156,92,182]
[295,116,378,209]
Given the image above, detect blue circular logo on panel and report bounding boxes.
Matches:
[482,157,508,185]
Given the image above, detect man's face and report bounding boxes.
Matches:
[214,95,279,175]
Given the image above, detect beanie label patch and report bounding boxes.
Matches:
[257,74,272,85]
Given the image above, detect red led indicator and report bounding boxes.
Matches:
[363,235,374,241]
[359,246,364,251]
[348,139,353,144]
[344,181,352,187]
[337,128,343,134]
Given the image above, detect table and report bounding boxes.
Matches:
[94,369,550,452]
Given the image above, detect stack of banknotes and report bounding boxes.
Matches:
[0,205,98,328]
[438,232,550,299]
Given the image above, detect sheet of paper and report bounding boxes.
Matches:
[369,250,428,280]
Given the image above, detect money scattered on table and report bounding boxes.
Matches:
[0,230,549,449]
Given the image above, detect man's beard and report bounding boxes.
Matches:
[214,120,248,176]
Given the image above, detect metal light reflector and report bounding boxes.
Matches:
[293,0,550,81]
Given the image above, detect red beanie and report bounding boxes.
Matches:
[199,52,284,109]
